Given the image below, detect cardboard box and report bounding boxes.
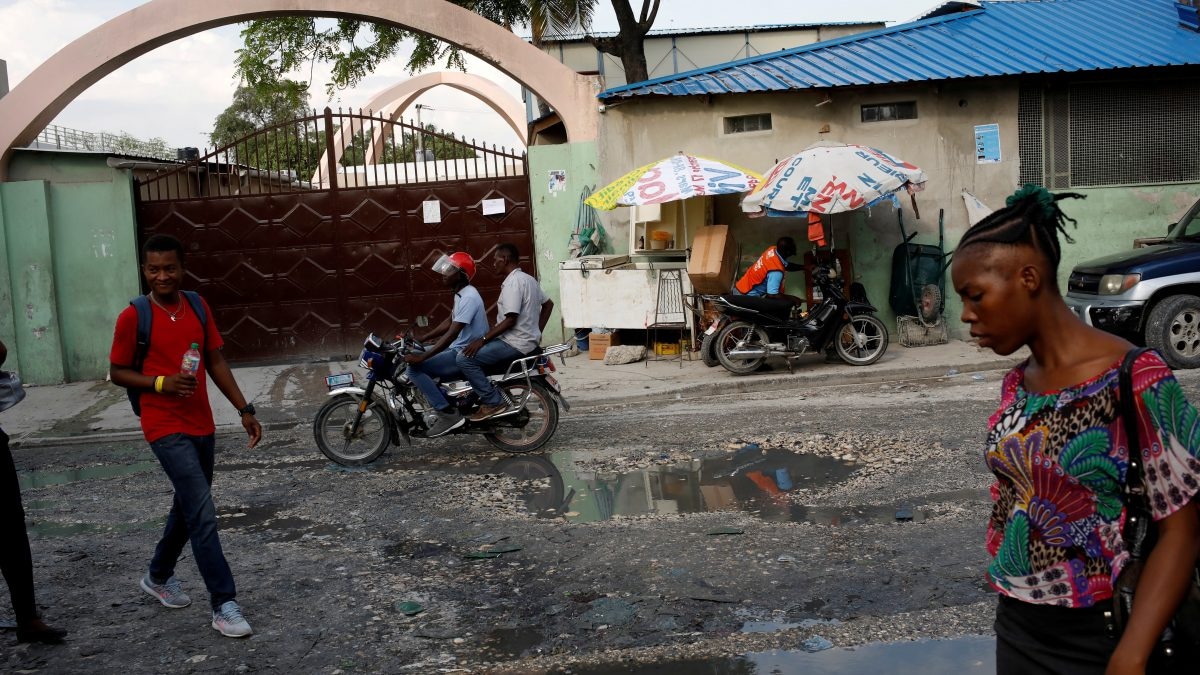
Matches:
[687,224,737,294]
[589,332,620,359]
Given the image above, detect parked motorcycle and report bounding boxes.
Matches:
[314,333,571,465]
[699,266,889,375]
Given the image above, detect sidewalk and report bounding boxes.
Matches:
[0,340,1021,447]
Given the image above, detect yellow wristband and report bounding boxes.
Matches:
[154,376,165,393]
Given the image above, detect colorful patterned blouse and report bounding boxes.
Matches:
[985,351,1200,608]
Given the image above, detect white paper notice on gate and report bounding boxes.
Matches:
[422,200,441,224]
[482,198,506,216]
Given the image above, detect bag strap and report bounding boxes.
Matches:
[130,295,153,374]
[1118,346,1155,557]
[180,290,208,352]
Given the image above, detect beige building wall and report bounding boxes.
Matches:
[596,80,1023,333]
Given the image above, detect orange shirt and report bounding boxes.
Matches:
[735,245,788,294]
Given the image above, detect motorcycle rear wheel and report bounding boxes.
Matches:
[715,321,769,375]
[313,394,392,466]
[700,330,720,367]
[834,314,889,366]
[484,381,560,453]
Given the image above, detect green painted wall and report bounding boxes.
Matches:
[0,180,66,383]
[0,151,141,383]
[528,141,600,344]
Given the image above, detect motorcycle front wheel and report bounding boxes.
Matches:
[715,321,769,375]
[484,380,560,453]
[313,394,392,466]
[834,314,890,366]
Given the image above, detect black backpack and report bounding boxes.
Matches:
[126,291,207,416]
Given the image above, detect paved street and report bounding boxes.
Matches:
[5,364,1199,673]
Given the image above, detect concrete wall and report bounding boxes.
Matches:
[598,80,1024,334]
[597,79,1200,338]
[527,141,600,344]
[1,150,140,383]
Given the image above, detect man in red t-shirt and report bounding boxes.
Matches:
[109,234,262,638]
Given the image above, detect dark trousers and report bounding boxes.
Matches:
[0,429,37,624]
[996,595,1189,675]
[147,433,235,610]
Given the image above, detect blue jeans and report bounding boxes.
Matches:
[148,433,235,610]
[406,349,464,412]
[456,340,524,406]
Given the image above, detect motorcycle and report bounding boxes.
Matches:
[314,333,571,465]
[698,265,889,375]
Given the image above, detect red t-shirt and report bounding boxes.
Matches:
[109,295,224,443]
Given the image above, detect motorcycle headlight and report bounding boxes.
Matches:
[1098,274,1141,295]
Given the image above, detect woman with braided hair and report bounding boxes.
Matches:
[952,185,1200,674]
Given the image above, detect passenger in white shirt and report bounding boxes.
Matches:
[457,243,554,421]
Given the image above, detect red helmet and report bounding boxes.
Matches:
[432,252,477,280]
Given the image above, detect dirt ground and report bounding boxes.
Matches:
[6,370,1198,673]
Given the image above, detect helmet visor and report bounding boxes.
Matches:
[430,254,459,276]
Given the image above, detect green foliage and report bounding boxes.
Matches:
[337,124,479,166]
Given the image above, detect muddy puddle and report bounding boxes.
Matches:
[468,449,984,526]
[558,635,994,674]
[217,505,343,542]
[18,461,159,490]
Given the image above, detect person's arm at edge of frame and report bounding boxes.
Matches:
[205,347,262,449]
[537,298,554,333]
[1106,499,1200,675]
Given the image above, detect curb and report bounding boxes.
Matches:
[563,358,1021,409]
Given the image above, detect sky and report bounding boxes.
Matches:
[0,0,944,153]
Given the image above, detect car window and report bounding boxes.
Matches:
[1169,197,1200,241]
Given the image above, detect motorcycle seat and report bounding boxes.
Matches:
[719,294,794,321]
[480,346,544,376]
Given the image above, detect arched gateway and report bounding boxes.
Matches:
[0,0,598,181]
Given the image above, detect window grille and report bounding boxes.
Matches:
[861,101,917,123]
[1018,85,1043,186]
[723,113,772,134]
[1019,79,1200,188]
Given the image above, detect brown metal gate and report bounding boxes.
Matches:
[136,109,532,362]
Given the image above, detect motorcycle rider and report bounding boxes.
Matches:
[734,236,806,306]
[404,252,489,437]
[458,243,554,422]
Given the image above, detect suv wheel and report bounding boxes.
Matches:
[1145,294,1200,369]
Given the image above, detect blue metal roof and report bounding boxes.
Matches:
[600,0,1200,100]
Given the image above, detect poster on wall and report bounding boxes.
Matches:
[974,123,1001,164]
[548,170,566,194]
[422,200,442,224]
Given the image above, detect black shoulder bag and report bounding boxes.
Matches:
[1111,347,1200,664]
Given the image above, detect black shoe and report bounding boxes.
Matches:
[17,618,67,644]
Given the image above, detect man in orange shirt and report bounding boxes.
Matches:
[733,236,806,306]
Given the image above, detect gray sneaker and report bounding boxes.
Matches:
[426,410,465,437]
[140,573,191,608]
[212,600,253,638]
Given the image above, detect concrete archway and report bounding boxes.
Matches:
[0,0,598,181]
[317,71,527,184]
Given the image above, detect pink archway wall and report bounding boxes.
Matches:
[315,71,528,185]
[0,0,599,181]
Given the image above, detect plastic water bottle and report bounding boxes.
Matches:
[181,343,201,376]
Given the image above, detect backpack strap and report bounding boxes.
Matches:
[180,290,208,351]
[130,295,153,374]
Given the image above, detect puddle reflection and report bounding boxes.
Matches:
[18,461,160,491]
[557,636,994,674]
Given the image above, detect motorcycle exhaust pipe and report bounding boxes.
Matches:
[726,348,771,359]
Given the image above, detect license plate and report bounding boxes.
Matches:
[543,374,560,391]
[325,372,354,389]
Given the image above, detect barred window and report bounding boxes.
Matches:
[723,113,772,134]
[861,101,917,123]
[1019,80,1200,188]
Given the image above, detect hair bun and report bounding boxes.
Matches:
[1006,184,1058,222]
